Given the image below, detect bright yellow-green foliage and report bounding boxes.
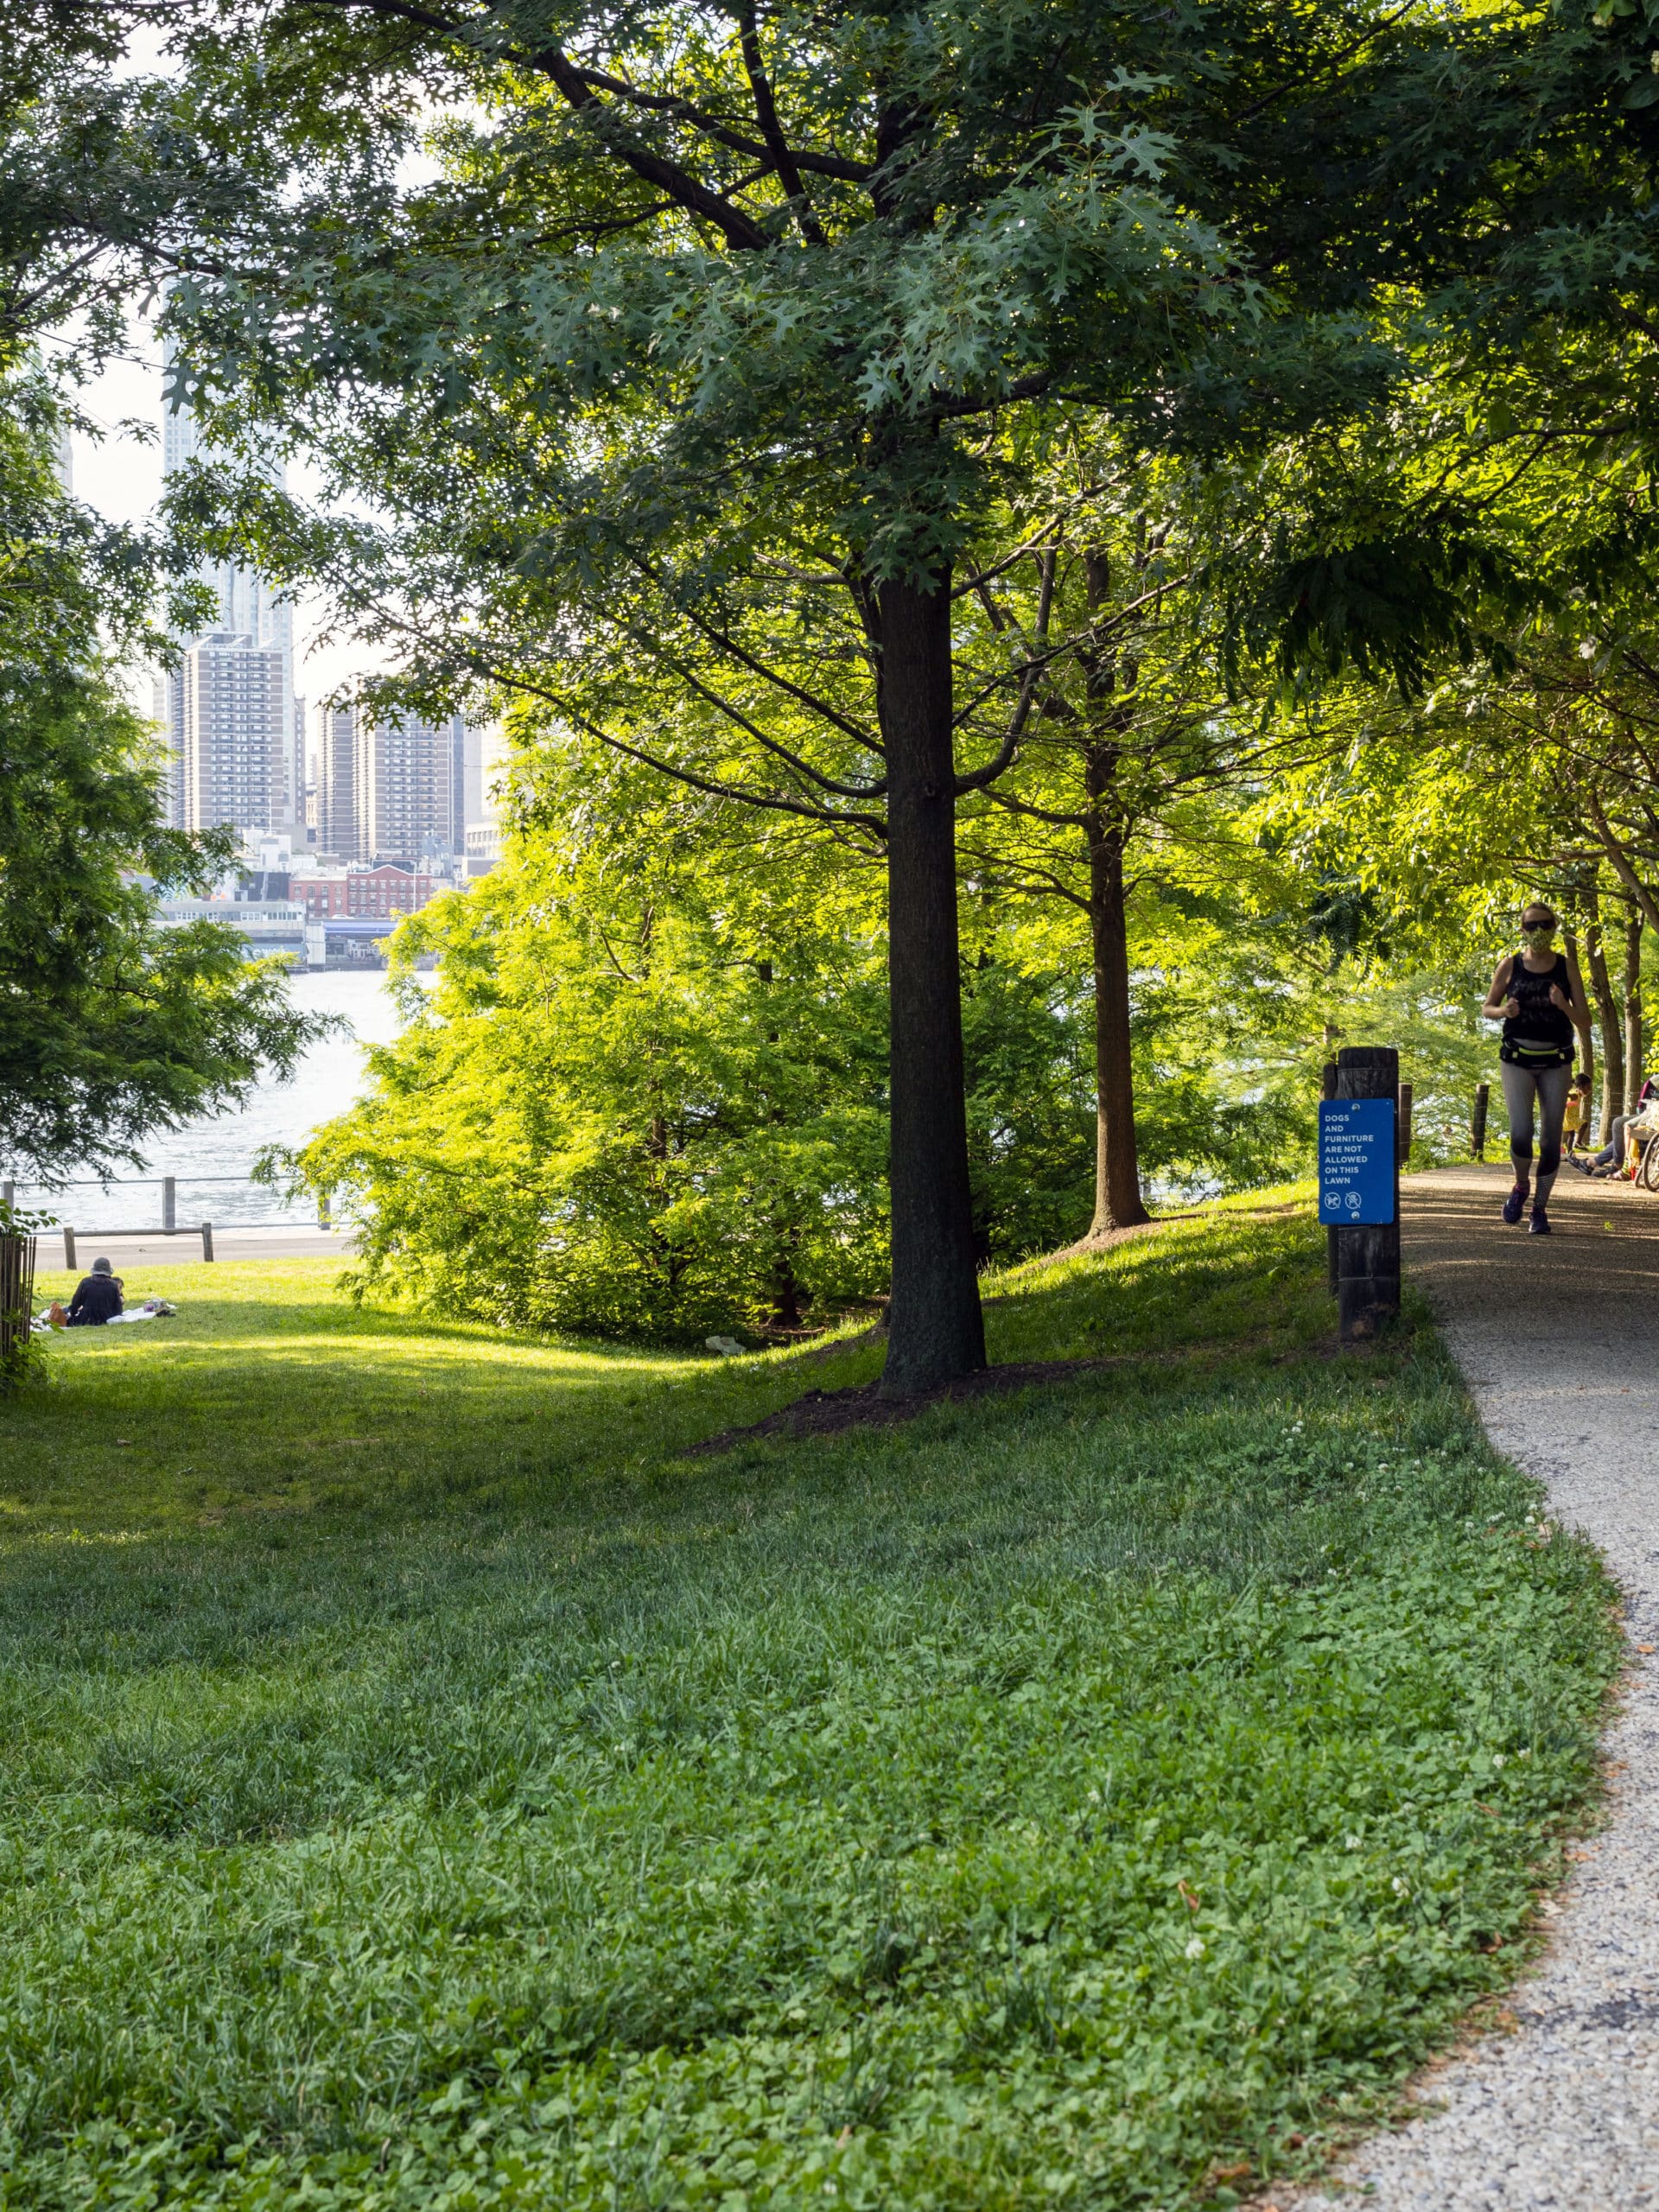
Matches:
[0,1203,1621,2210]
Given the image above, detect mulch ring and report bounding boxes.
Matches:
[686,1357,1117,1453]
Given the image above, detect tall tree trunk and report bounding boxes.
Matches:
[1562,923,1595,1103]
[1624,909,1645,1116]
[1583,894,1624,1145]
[1081,548,1147,1235]
[878,575,986,1396]
[1084,787,1148,1233]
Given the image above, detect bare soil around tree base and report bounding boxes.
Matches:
[683,1357,1116,1451]
[685,1338,1288,1453]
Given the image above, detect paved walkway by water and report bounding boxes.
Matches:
[1319,1162,1659,2209]
[38,1227,356,1268]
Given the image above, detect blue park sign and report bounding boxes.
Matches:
[1319,1098,1397,1226]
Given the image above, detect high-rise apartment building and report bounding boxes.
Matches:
[156,356,298,830]
[448,713,467,855]
[308,700,359,861]
[175,633,287,834]
[354,710,466,867]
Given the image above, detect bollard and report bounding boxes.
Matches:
[1322,1059,1339,1294]
[1472,1081,1489,1161]
[162,1176,176,1233]
[201,1221,214,1263]
[1397,1082,1414,1166]
[63,1224,76,1270]
[1336,1046,1401,1344]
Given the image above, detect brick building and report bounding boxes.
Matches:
[290,863,441,921]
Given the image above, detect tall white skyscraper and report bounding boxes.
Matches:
[157,356,298,830]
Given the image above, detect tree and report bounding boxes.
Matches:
[288,740,1096,1336]
[135,0,1616,1387]
[950,457,1351,1238]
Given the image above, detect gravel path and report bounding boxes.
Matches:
[1314,1162,1659,2210]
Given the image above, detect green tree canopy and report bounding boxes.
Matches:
[126,0,1651,1385]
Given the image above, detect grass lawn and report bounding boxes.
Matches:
[0,1197,1619,2209]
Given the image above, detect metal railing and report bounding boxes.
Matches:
[1,1176,337,1267]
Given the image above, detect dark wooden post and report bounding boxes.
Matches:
[162,1176,176,1233]
[0,1226,35,1380]
[1471,1082,1489,1162]
[201,1221,214,1263]
[63,1224,76,1270]
[1337,1045,1400,1344]
[1397,1082,1414,1166]
[1336,1057,1344,1292]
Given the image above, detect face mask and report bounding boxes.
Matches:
[1522,925,1554,950]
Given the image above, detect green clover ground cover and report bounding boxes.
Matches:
[0,1201,1620,2209]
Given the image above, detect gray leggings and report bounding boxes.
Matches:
[1500,1060,1573,1204]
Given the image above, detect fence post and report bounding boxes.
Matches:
[1397,1082,1414,1166]
[1336,1045,1401,1344]
[162,1176,176,1233]
[201,1222,214,1263]
[63,1224,76,1270]
[1472,1082,1489,1161]
[1322,1060,1339,1294]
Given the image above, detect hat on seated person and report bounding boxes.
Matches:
[91,1256,112,1276]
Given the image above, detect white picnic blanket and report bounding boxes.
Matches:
[32,1300,175,1332]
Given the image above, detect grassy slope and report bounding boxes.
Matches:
[0,1198,1619,2210]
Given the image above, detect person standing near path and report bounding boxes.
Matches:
[1481,902,1592,1234]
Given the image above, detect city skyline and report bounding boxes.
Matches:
[156,348,302,834]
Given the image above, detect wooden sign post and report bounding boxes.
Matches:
[1336,1057,1344,1292]
[1319,1045,1401,1344]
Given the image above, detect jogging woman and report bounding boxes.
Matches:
[1481,903,1592,1234]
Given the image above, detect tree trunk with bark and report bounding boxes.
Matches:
[1625,910,1645,1116]
[877,575,986,1395]
[1080,549,1147,1236]
[1583,897,1624,1146]
[1084,779,1148,1233]
[1562,923,1595,1103]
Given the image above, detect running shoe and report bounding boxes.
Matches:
[1529,1206,1551,1235]
[1501,1187,1527,1224]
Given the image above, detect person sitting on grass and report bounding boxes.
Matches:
[67,1256,124,1326]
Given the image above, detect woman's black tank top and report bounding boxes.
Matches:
[1500,951,1575,1068]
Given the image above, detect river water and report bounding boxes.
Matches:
[13,971,410,1232]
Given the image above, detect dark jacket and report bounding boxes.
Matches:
[67,1274,124,1325]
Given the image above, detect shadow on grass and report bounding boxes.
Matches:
[4,1192,1322,1541]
